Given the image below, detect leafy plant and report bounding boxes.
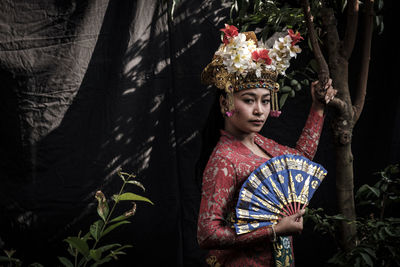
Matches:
[58,170,153,267]
[0,170,153,267]
[228,0,307,39]
[305,164,400,267]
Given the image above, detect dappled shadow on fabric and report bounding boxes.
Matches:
[0,0,229,266]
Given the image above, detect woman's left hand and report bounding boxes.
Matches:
[310,78,337,113]
[274,209,305,236]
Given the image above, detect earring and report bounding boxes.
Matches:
[225,110,234,117]
[222,107,234,117]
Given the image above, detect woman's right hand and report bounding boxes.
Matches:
[274,209,305,236]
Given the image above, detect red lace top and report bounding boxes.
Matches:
[197,107,325,267]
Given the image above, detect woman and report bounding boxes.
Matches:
[196,25,336,266]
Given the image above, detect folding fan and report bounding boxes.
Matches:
[234,154,327,235]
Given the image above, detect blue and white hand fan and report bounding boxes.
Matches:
[235,154,327,235]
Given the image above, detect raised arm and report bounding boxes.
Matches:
[268,80,336,160]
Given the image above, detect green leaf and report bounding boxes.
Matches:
[377,0,384,10]
[102,221,131,237]
[384,226,396,237]
[97,244,121,253]
[95,191,109,222]
[362,247,376,259]
[110,215,130,223]
[279,93,289,108]
[112,244,133,253]
[78,256,86,267]
[4,249,16,258]
[64,237,89,258]
[28,263,44,267]
[58,257,74,267]
[290,79,299,86]
[114,192,153,205]
[90,220,104,242]
[301,79,309,86]
[360,252,373,266]
[366,185,380,197]
[89,249,102,262]
[102,244,133,262]
[289,90,295,98]
[356,184,380,199]
[117,171,126,182]
[126,180,145,192]
[280,86,292,93]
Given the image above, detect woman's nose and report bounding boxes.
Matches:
[253,101,263,115]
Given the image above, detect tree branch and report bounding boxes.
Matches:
[321,8,340,61]
[353,0,374,123]
[341,0,359,59]
[301,0,329,85]
[328,96,348,117]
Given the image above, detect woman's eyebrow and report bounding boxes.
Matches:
[240,92,271,97]
[240,92,256,97]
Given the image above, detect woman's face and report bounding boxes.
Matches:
[222,88,271,134]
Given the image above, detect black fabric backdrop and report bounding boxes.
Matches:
[0,0,398,266]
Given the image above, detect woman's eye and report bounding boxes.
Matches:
[243,99,254,103]
[262,99,271,104]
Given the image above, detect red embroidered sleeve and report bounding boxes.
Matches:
[269,107,325,160]
[197,155,272,249]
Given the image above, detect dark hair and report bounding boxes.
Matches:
[195,89,226,190]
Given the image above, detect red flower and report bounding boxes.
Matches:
[288,29,304,46]
[252,49,272,65]
[220,24,239,45]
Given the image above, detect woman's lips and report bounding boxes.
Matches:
[249,120,264,126]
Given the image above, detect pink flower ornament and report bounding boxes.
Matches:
[220,24,239,45]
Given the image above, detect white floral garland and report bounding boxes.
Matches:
[215,25,302,78]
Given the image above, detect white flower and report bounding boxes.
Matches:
[267,35,301,75]
[216,33,258,76]
[215,30,301,77]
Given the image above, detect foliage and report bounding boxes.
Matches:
[228,0,307,39]
[0,170,153,267]
[305,164,400,267]
[0,249,43,267]
[226,0,385,107]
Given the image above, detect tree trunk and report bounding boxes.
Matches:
[301,0,373,252]
[330,56,358,250]
[335,143,357,250]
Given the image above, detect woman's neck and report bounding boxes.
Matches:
[224,125,256,146]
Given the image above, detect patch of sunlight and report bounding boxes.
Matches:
[122,87,136,95]
[150,94,165,113]
[175,33,202,58]
[115,133,124,141]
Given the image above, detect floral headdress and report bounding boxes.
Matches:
[201,24,303,117]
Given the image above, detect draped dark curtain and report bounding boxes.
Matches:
[0,0,397,266]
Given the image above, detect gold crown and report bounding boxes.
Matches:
[201,30,282,117]
[201,32,279,93]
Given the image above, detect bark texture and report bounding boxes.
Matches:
[301,0,374,251]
